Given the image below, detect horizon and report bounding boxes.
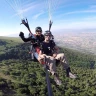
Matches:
[0,30,95,38]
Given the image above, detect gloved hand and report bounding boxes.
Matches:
[19,32,24,38]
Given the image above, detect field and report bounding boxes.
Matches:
[0,36,96,96]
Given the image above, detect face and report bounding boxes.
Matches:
[36,30,42,36]
[45,35,50,41]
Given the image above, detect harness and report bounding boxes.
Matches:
[29,34,44,61]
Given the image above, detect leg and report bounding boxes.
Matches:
[45,56,62,85]
[37,55,57,74]
[55,53,69,69]
[55,53,76,78]
[38,55,62,85]
[45,56,56,75]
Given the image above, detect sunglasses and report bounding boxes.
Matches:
[36,30,41,32]
[45,35,50,37]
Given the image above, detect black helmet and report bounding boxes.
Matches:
[44,30,52,36]
[35,27,42,32]
[45,30,51,34]
[44,30,54,39]
[44,31,51,36]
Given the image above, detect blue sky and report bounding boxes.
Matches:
[0,0,96,37]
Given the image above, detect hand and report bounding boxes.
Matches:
[39,54,46,59]
[19,32,24,37]
[42,54,46,58]
[53,53,57,58]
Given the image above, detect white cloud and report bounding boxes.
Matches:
[32,10,44,19]
[61,9,96,16]
[11,1,45,18]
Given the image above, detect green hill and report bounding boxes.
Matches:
[0,36,23,55]
[0,37,96,96]
[0,36,22,43]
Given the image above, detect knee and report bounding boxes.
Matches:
[50,57,55,61]
[59,53,65,58]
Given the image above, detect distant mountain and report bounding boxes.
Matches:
[1,31,96,55]
[54,32,96,55]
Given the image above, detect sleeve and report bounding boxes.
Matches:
[21,36,36,42]
[21,36,31,42]
[40,34,45,42]
[42,35,45,41]
[50,40,56,47]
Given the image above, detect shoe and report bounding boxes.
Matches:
[54,78,62,85]
[69,72,77,79]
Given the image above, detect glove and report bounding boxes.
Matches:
[19,32,24,38]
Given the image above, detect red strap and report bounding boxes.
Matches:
[35,47,40,54]
[29,46,45,65]
[41,60,45,65]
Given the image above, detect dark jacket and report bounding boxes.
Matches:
[21,34,45,48]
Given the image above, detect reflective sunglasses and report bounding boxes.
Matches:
[45,35,50,37]
[36,30,41,32]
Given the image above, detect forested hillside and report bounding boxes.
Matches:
[0,38,96,96]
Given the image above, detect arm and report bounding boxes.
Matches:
[39,50,46,57]
[38,50,47,64]
[39,43,47,58]
[50,40,59,53]
[52,45,60,58]
[19,32,34,42]
[54,45,60,53]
